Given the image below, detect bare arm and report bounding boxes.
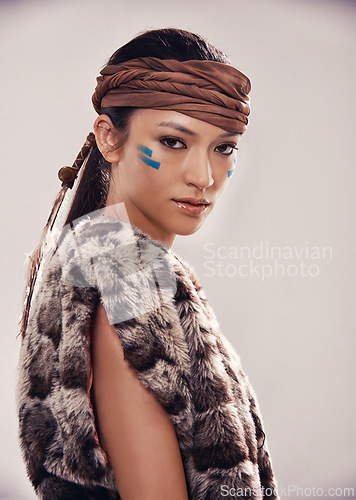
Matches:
[91,302,189,500]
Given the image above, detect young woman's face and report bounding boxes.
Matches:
[106,109,241,247]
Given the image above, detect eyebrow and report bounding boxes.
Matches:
[156,121,239,138]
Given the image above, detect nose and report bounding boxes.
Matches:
[182,148,214,190]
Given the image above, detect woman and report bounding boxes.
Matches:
[17,28,279,499]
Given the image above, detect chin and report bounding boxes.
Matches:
[172,218,206,236]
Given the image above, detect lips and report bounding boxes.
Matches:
[172,198,210,215]
[172,197,210,206]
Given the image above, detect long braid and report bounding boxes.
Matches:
[19,132,97,340]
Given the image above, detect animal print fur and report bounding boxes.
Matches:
[17,211,279,499]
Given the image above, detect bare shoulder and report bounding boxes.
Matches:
[91,302,188,500]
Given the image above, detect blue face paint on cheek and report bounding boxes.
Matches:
[136,144,152,157]
[138,154,161,170]
[227,157,237,177]
[136,144,161,170]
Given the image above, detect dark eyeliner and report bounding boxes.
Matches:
[224,144,239,151]
[216,143,239,155]
[159,136,187,149]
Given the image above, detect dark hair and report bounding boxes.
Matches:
[20,28,230,338]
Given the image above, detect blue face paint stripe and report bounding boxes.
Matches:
[228,156,237,177]
[138,154,161,170]
[136,144,152,157]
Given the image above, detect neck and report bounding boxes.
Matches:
[103,201,176,250]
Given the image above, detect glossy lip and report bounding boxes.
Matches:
[172,198,210,216]
[172,197,210,205]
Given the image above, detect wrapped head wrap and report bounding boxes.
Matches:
[92,56,251,134]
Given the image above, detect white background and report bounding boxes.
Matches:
[1,0,355,498]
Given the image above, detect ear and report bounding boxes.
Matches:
[94,115,122,163]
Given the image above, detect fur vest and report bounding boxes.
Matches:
[17,211,279,500]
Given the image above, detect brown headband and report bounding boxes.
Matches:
[92,57,251,134]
